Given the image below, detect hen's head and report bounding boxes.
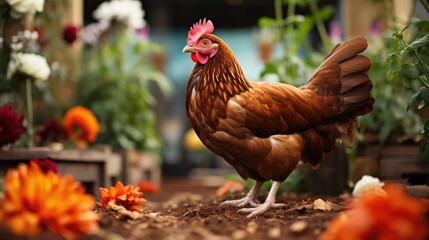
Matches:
[183,19,219,64]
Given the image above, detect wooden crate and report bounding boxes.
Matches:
[0,147,110,196]
[359,145,429,184]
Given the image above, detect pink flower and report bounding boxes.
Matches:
[329,20,342,43]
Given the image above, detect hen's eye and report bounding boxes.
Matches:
[202,41,209,46]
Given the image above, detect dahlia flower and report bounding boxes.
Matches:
[62,106,99,144]
[0,104,26,148]
[5,0,45,18]
[320,184,427,240]
[93,0,146,31]
[99,181,147,212]
[0,161,99,239]
[8,52,51,81]
[62,24,79,44]
[36,119,68,145]
[32,158,58,173]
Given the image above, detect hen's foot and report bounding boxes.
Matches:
[237,181,283,218]
[238,202,285,218]
[219,180,264,207]
[221,196,261,207]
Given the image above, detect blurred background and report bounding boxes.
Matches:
[1,0,428,195]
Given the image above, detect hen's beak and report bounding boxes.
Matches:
[182,45,195,53]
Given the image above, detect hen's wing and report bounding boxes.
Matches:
[233,37,372,139]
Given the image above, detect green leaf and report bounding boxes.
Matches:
[258,17,276,28]
[408,88,423,109]
[379,124,392,144]
[409,33,429,49]
[403,64,420,80]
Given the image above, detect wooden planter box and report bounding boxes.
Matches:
[357,144,429,184]
[0,147,122,196]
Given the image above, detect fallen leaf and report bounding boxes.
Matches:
[313,198,332,211]
[108,202,144,220]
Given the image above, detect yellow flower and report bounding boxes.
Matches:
[0,161,99,239]
[62,106,99,144]
[99,181,147,212]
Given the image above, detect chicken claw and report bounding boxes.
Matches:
[220,181,263,207]
[237,181,283,218]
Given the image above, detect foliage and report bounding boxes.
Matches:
[258,0,333,85]
[77,28,172,152]
[386,6,429,160]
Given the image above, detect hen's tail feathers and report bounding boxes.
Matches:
[301,38,374,167]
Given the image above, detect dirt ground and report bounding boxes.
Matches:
[1,177,426,240]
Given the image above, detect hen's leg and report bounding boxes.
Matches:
[238,181,284,218]
[220,180,263,207]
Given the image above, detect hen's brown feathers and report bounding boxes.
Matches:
[186,36,374,181]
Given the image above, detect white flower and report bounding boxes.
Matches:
[5,0,45,19]
[93,0,146,31]
[8,53,50,81]
[352,175,386,197]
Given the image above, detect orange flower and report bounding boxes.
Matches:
[216,181,245,197]
[0,161,99,240]
[319,184,427,240]
[99,181,147,212]
[62,106,99,143]
[138,181,160,193]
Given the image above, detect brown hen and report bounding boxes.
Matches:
[183,19,374,217]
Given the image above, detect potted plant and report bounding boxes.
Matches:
[76,0,172,185]
[351,0,429,184]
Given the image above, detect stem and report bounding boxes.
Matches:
[421,0,429,13]
[25,78,34,148]
[309,1,332,52]
[401,39,429,88]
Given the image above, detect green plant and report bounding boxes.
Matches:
[77,31,172,152]
[386,2,429,160]
[258,0,333,85]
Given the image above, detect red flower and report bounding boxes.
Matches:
[0,105,26,148]
[36,119,68,145]
[319,184,427,240]
[62,24,79,44]
[32,159,58,173]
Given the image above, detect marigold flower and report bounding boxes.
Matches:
[0,104,26,148]
[99,181,147,212]
[216,180,245,197]
[0,161,99,239]
[319,184,427,240]
[138,181,160,193]
[62,106,99,144]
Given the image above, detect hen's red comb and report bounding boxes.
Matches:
[187,18,214,45]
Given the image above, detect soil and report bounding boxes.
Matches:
[0,177,349,240]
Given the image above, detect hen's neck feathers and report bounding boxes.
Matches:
[189,34,251,102]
